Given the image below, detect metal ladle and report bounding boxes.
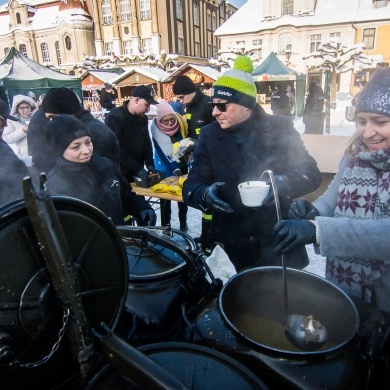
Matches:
[260,170,329,351]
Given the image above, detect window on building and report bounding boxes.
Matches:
[105,42,114,56]
[212,13,216,31]
[310,34,321,52]
[213,45,218,58]
[178,38,184,55]
[55,41,62,65]
[252,39,262,58]
[4,47,10,55]
[41,43,51,63]
[65,35,72,50]
[120,0,131,22]
[236,40,245,51]
[282,0,294,16]
[195,41,200,57]
[330,32,341,38]
[176,0,182,20]
[373,0,388,8]
[123,41,133,55]
[207,44,212,59]
[279,35,292,54]
[194,2,199,26]
[253,39,262,46]
[16,12,21,24]
[363,28,375,49]
[142,38,153,54]
[140,0,151,19]
[102,0,112,24]
[207,12,211,29]
[19,44,28,57]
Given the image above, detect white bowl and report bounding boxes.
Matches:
[238,181,270,207]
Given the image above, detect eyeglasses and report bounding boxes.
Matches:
[209,102,231,112]
[18,106,31,111]
[160,117,177,125]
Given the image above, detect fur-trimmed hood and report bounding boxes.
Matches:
[11,94,37,115]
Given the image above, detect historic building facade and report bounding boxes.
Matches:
[215,0,390,94]
[0,0,237,72]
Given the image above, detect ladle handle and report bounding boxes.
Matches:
[260,170,288,325]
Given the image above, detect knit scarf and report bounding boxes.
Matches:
[326,141,390,303]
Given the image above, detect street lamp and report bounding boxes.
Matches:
[285,49,292,66]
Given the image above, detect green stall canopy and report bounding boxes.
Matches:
[0,47,82,104]
[253,52,306,116]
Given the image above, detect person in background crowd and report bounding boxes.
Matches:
[28,87,120,173]
[270,84,291,116]
[151,100,191,232]
[0,100,29,207]
[273,67,390,309]
[3,94,37,156]
[285,85,296,116]
[183,56,321,272]
[105,85,158,182]
[351,80,367,107]
[46,115,156,227]
[173,75,216,248]
[100,83,117,111]
[169,97,186,116]
[303,82,325,135]
[27,91,38,104]
[37,94,45,108]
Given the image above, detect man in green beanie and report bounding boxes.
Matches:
[183,56,321,271]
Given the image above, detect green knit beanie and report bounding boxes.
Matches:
[211,56,257,109]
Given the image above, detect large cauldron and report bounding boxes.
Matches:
[175,267,374,389]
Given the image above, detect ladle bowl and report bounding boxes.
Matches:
[284,314,329,351]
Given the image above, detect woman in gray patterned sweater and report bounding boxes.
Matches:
[274,67,390,309]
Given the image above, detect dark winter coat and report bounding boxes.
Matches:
[105,101,154,182]
[270,90,291,116]
[303,85,325,115]
[185,89,215,139]
[47,156,153,225]
[183,105,321,271]
[28,108,120,173]
[0,138,29,208]
[99,89,117,111]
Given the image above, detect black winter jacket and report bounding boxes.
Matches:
[0,138,29,208]
[99,89,117,111]
[28,108,120,173]
[185,89,215,139]
[271,91,291,116]
[183,105,321,271]
[105,101,154,181]
[47,156,153,225]
[303,86,325,115]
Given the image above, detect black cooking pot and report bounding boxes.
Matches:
[220,267,359,356]
[117,226,220,343]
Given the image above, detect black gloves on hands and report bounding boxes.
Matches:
[202,182,234,214]
[262,175,291,206]
[273,220,316,254]
[147,165,155,175]
[139,209,157,226]
[288,198,320,220]
[185,138,198,153]
[137,168,149,179]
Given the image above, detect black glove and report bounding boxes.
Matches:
[273,220,316,254]
[202,182,234,214]
[137,168,149,179]
[139,209,157,226]
[186,138,198,153]
[147,165,155,175]
[262,175,291,206]
[288,198,320,220]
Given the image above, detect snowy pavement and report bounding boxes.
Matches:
[150,99,357,279]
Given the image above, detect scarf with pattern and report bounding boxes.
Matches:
[326,141,390,303]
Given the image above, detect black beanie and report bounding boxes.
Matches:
[355,68,390,117]
[45,114,91,156]
[173,75,196,95]
[42,87,81,115]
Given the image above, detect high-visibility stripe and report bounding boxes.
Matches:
[202,212,212,220]
[195,127,201,134]
[186,113,192,120]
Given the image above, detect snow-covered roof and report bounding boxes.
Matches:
[81,70,121,84]
[167,63,221,81]
[0,0,58,13]
[215,0,390,36]
[111,66,170,84]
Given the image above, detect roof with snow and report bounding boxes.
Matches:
[215,0,390,36]
[111,66,171,85]
[165,63,221,83]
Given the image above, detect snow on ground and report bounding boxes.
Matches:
[151,98,357,279]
